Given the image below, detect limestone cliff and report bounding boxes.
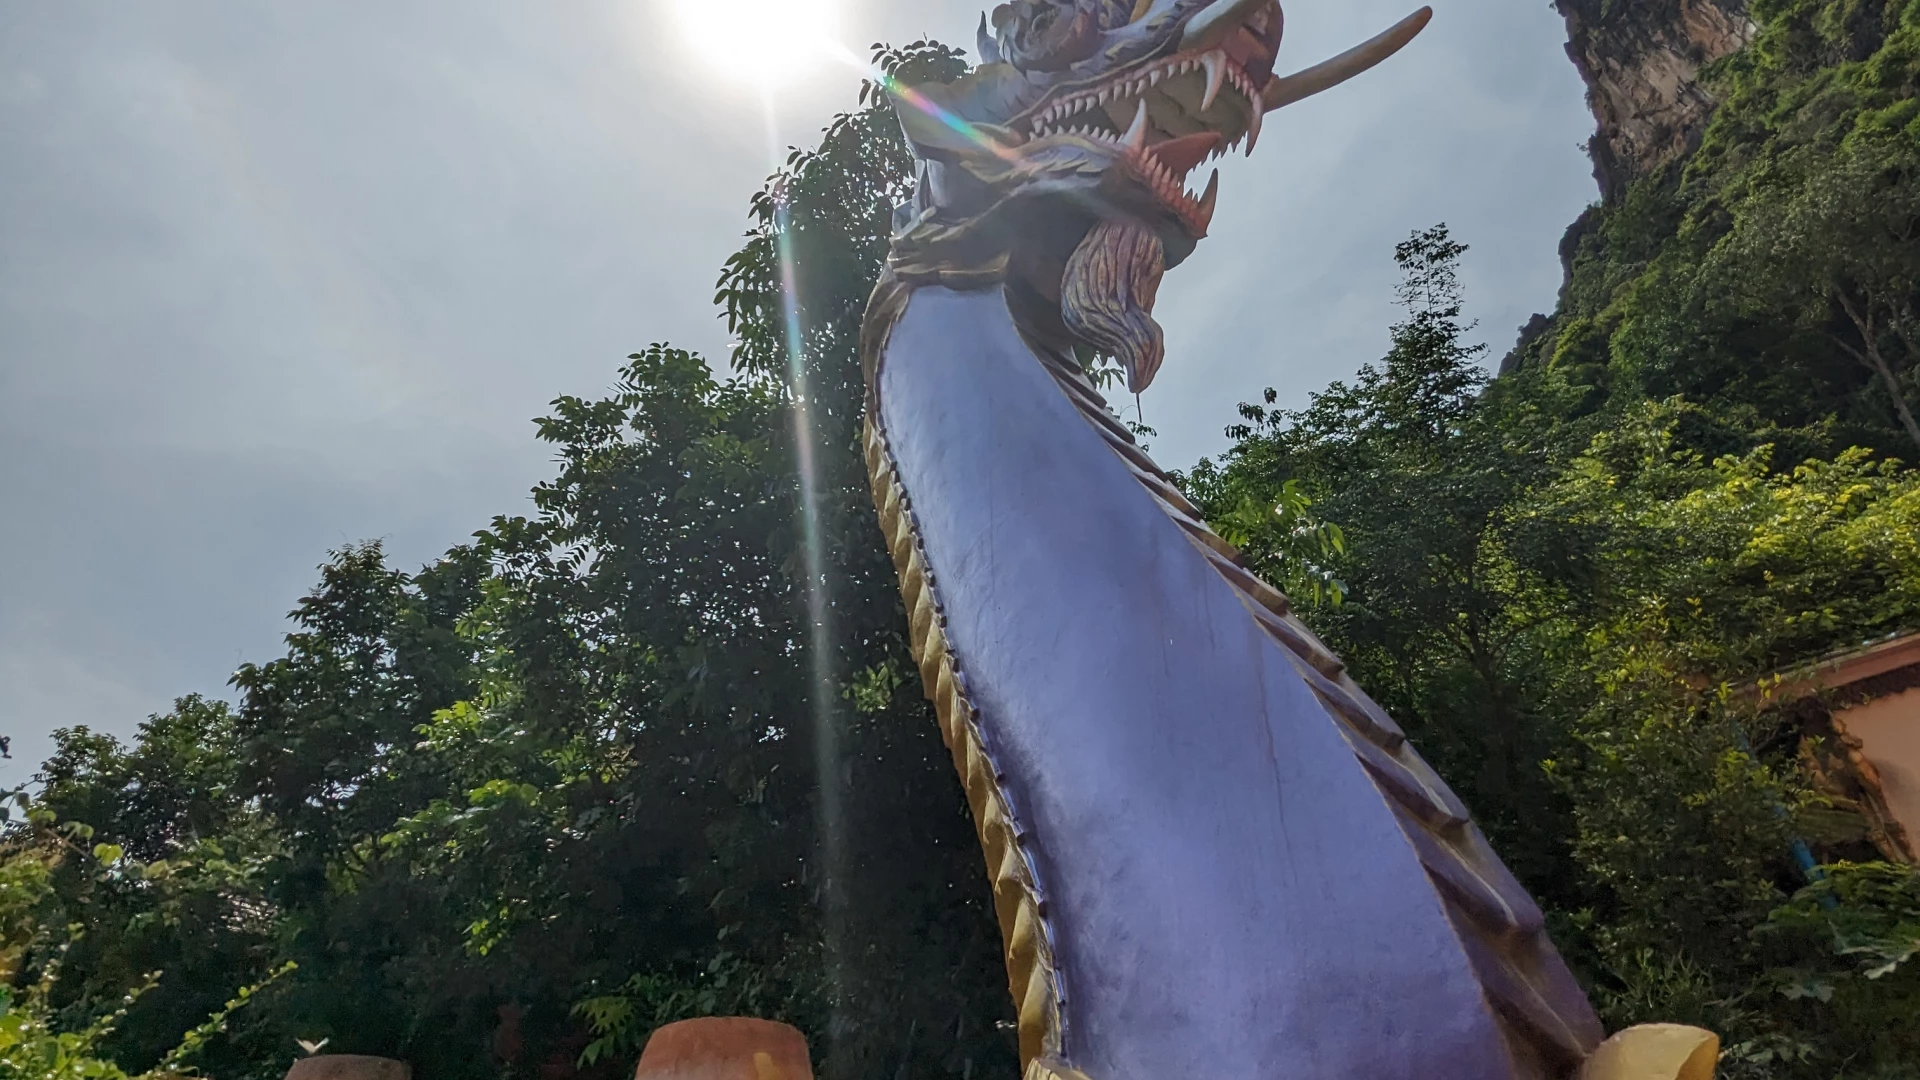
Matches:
[1555,0,1755,200]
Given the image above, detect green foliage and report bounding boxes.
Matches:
[1762,864,1920,1036]
[1709,137,1920,449]
[1224,3,1920,1066]
[1531,0,1920,456]
[1659,861,1920,1078]
[1551,657,1804,968]
[0,839,136,1080]
[0,807,292,1080]
[6,39,1010,1080]
[0,960,294,1080]
[570,956,781,1069]
[1522,379,1920,1066]
[1187,226,1582,891]
[1195,474,1348,605]
[1531,410,1920,673]
[1196,222,1920,1075]
[0,980,153,1080]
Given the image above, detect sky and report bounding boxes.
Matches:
[0,0,1598,781]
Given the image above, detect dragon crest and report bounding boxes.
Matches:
[882,0,1432,392]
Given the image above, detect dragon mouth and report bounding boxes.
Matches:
[1013,6,1282,237]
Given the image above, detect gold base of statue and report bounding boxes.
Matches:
[1578,1025,1720,1080]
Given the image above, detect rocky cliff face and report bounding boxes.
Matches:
[1555,0,1755,200]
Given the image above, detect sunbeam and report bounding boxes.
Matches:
[755,85,849,1054]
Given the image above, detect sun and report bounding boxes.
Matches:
[670,0,842,87]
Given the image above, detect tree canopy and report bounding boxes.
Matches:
[5,40,1014,1080]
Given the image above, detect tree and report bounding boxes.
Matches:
[10,40,1015,1080]
[1185,226,1585,894]
[1192,224,1920,1078]
[1712,138,1920,452]
[1524,406,1920,1073]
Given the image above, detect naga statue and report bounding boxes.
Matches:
[855,2,1722,1079]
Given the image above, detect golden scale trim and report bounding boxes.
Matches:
[863,415,1065,1070]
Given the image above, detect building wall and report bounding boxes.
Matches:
[1838,687,1920,855]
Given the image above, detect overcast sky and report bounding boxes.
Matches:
[0,0,1597,780]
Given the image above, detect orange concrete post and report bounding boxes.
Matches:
[633,1018,812,1080]
[285,1056,411,1080]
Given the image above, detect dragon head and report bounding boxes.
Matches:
[883,0,1431,392]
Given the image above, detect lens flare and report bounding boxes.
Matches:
[753,85,848,1044]
[731,29,1014,1053]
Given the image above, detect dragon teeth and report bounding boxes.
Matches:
[1027,43,1270,158]
[1196,168,1219,229]
[1201,51,1226,112]
[1123,99,1149,151]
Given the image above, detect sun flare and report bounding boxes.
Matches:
[671,0,841,86]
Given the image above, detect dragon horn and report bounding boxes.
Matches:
[1180,0,1272,50]
[978,13,1003,65]
[1262,7,1433,112]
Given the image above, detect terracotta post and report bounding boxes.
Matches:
[285,1056,411,1080]
[632,1018,812,1080]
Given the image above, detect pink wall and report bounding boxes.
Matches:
[1838,688,1920,851]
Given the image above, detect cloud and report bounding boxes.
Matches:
[0,637,156,788]
[0,0,1597,764]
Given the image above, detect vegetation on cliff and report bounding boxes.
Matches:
[1518,0,1920,456]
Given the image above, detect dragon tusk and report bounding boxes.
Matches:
[1179,0,1273,51]
[1262,7,1433,112]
